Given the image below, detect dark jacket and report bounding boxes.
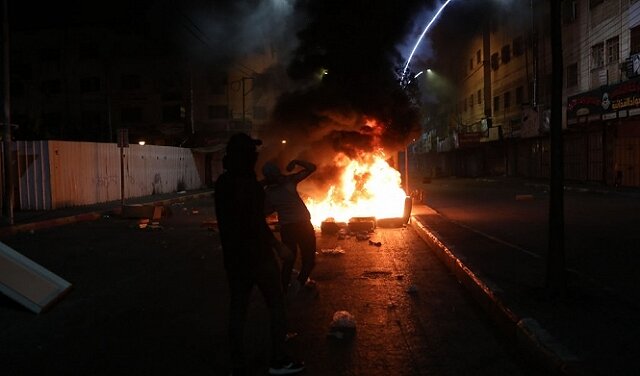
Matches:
[214,169,277,272]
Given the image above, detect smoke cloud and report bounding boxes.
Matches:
[258,0,436,182]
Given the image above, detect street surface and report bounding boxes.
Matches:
[412,177,640,375]
[0,196,544,375]
[417,177,640,300]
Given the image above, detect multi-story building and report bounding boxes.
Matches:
[417,0,640,188]
[564,0,640,187]
[418,0,552,178]
[8,24,279,148]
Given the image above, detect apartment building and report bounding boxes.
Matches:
[436,0,551,177]
[8,25,278,148]
[564,0,640,186]
[417,0,640,187]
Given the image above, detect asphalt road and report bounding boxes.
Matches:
[0,196,545,375]
[417,177,640,300]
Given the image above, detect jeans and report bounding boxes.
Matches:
[280,220,317,288]
[227,256,287,368]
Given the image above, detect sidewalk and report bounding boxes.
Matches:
[0,189,215,237]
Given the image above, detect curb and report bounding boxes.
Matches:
[409,214,590,376]
[0,191,214,238]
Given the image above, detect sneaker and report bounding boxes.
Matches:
[303,278,317,289]
[268,360,305,375]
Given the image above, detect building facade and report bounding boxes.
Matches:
[8,25,279,148]
[416,0,640,188]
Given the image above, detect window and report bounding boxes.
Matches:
[80,77,101,93]
[253,106,267,120]
[606,36,619,64]
[589,0,603,8]
[501,45,511,64]
[121,74,141,90]
[42,112,62,128]
[477,89,482,104]
[470,94,474,108]
[513,36,524,57]
[493,96,500,112]
[41,79,61,95]
[562,0,577,24]
[81,111,102,126]
[208,105,228,119]
[209,76,227,95]
[476,49,481,64]
[591,42,604,69]
[162,105,182,122]
[13,64,32,80]
[121,108,142,123]
[162,92,182,101]
[632,25,640,55]
[504,91,511,109]
[11,82,24,97]
[566,63,578,88]
[78,44,99,60]
[491,53,499,70]
[516,86,524,104]
[39,49,60,62]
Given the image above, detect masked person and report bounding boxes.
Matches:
[262,159,317,296]
[214,133,304,376]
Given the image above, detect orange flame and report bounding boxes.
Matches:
[305,151,407,227]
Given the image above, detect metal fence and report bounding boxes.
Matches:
[1,141,206,211]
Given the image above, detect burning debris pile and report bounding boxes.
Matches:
[305,150,408,227]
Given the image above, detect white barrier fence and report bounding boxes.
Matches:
[1,140,207,210]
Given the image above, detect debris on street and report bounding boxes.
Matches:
[328,310,356,339]
[355,232,370,241]
[319,247,345,255]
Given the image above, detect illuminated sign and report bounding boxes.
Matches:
[567,76,640,120]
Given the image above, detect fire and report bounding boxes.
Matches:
[305,151,407,227]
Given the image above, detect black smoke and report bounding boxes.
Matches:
[264,0,431,161]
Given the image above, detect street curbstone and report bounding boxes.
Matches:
[410,213,590,376]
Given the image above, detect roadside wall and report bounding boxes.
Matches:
[1,141,205,211]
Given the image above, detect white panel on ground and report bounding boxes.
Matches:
[0,241,72,314]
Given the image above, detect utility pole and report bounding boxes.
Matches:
[2,0,13,225]
[547,0,566,297]
[241,76,254,130]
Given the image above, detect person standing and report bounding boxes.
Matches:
[262,159,317,296]
[214,132,304,376]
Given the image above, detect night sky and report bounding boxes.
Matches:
[8,0,492,159]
